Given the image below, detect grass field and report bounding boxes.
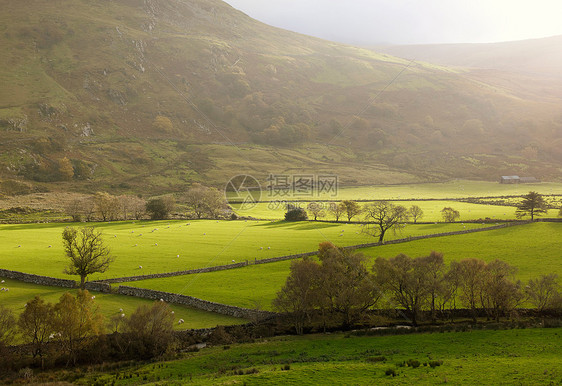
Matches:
[76,328,562,385]
[128,222,562,310]
[229,180,562,202]
[0,220,488,280]
[0,278,246,330]
[234,199,560,221]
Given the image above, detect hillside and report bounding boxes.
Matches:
[1,0,561,196]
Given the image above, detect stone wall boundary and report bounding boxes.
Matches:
[117,286,274,320]
[0,268,77,288]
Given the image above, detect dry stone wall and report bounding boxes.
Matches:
[118,286,275,320]
[0,268,76,288]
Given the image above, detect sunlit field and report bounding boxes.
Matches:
[78,328,562,385]
[0,220,488,280]
[128,222,562,310]
[0,278,246,331]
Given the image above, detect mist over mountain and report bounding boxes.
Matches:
[1,0,561,196]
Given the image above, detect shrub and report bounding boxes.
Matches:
[429,360,443,368]
[406,359,421,368]
[385,368,397,377]
[285,208,308,221]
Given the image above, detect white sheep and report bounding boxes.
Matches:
[260,247,263,250]
[121,313,125,318]
[177,255,180,258]
[1,280,4,283]
[139,265,143,269]
[160,298,164,302]
[232,260,235,263]
[91,296,96,299]
[267,247,271,250]
[119,308,123,312]
[155,243,158,246]
[178,319,184,324]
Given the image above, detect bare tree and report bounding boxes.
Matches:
[516,191,548,221]
[481,260,523,321]
[307,202,326,221]
[62,227,114,289]
[409,205,424,223]
[94,192,120,221]
[419,251,446,322]
[328,202,346,222]
[0,305,16,350]
[526,274,560,311]
[362,201,409,244]
[124,301,175,359]
[184,183,226,219]
[441,207,460,222]
[18,296,55,361]
[341,200,362,222]
[129,196,147,220]
[273,258,322,334]
[454,258,487,322]
[65,198,85,222]
[317,243,380,328]
[53,290,104,365]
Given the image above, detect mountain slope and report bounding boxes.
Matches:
[0,0,561,196]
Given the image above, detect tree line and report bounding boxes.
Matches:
[274,242,562,334]
[65,183,229,222]
[0,291,177,371]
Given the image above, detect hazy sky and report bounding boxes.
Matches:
[225,0,562,45]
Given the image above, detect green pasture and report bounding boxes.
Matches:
[228,180,562,202]
[129,259,294,311]
[129,222,562,310]
[0,220,486,280]
[78,328,562,385]
[0,278,246,330]
[233,199,560,221]
[362,222,562,281]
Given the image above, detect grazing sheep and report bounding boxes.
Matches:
[178,319,184,324]
[171,311,175,314]
[232,260,235,263]
[177,255,180,258]
[121,313,125,318]
[1,280,4,283]
[160,298,164,302]
[119,308,123,312]
[91,296,96,299]
[139,265,143,269]
[260,247,263,250]
[155,243,158,246]
[267,247,271,250]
